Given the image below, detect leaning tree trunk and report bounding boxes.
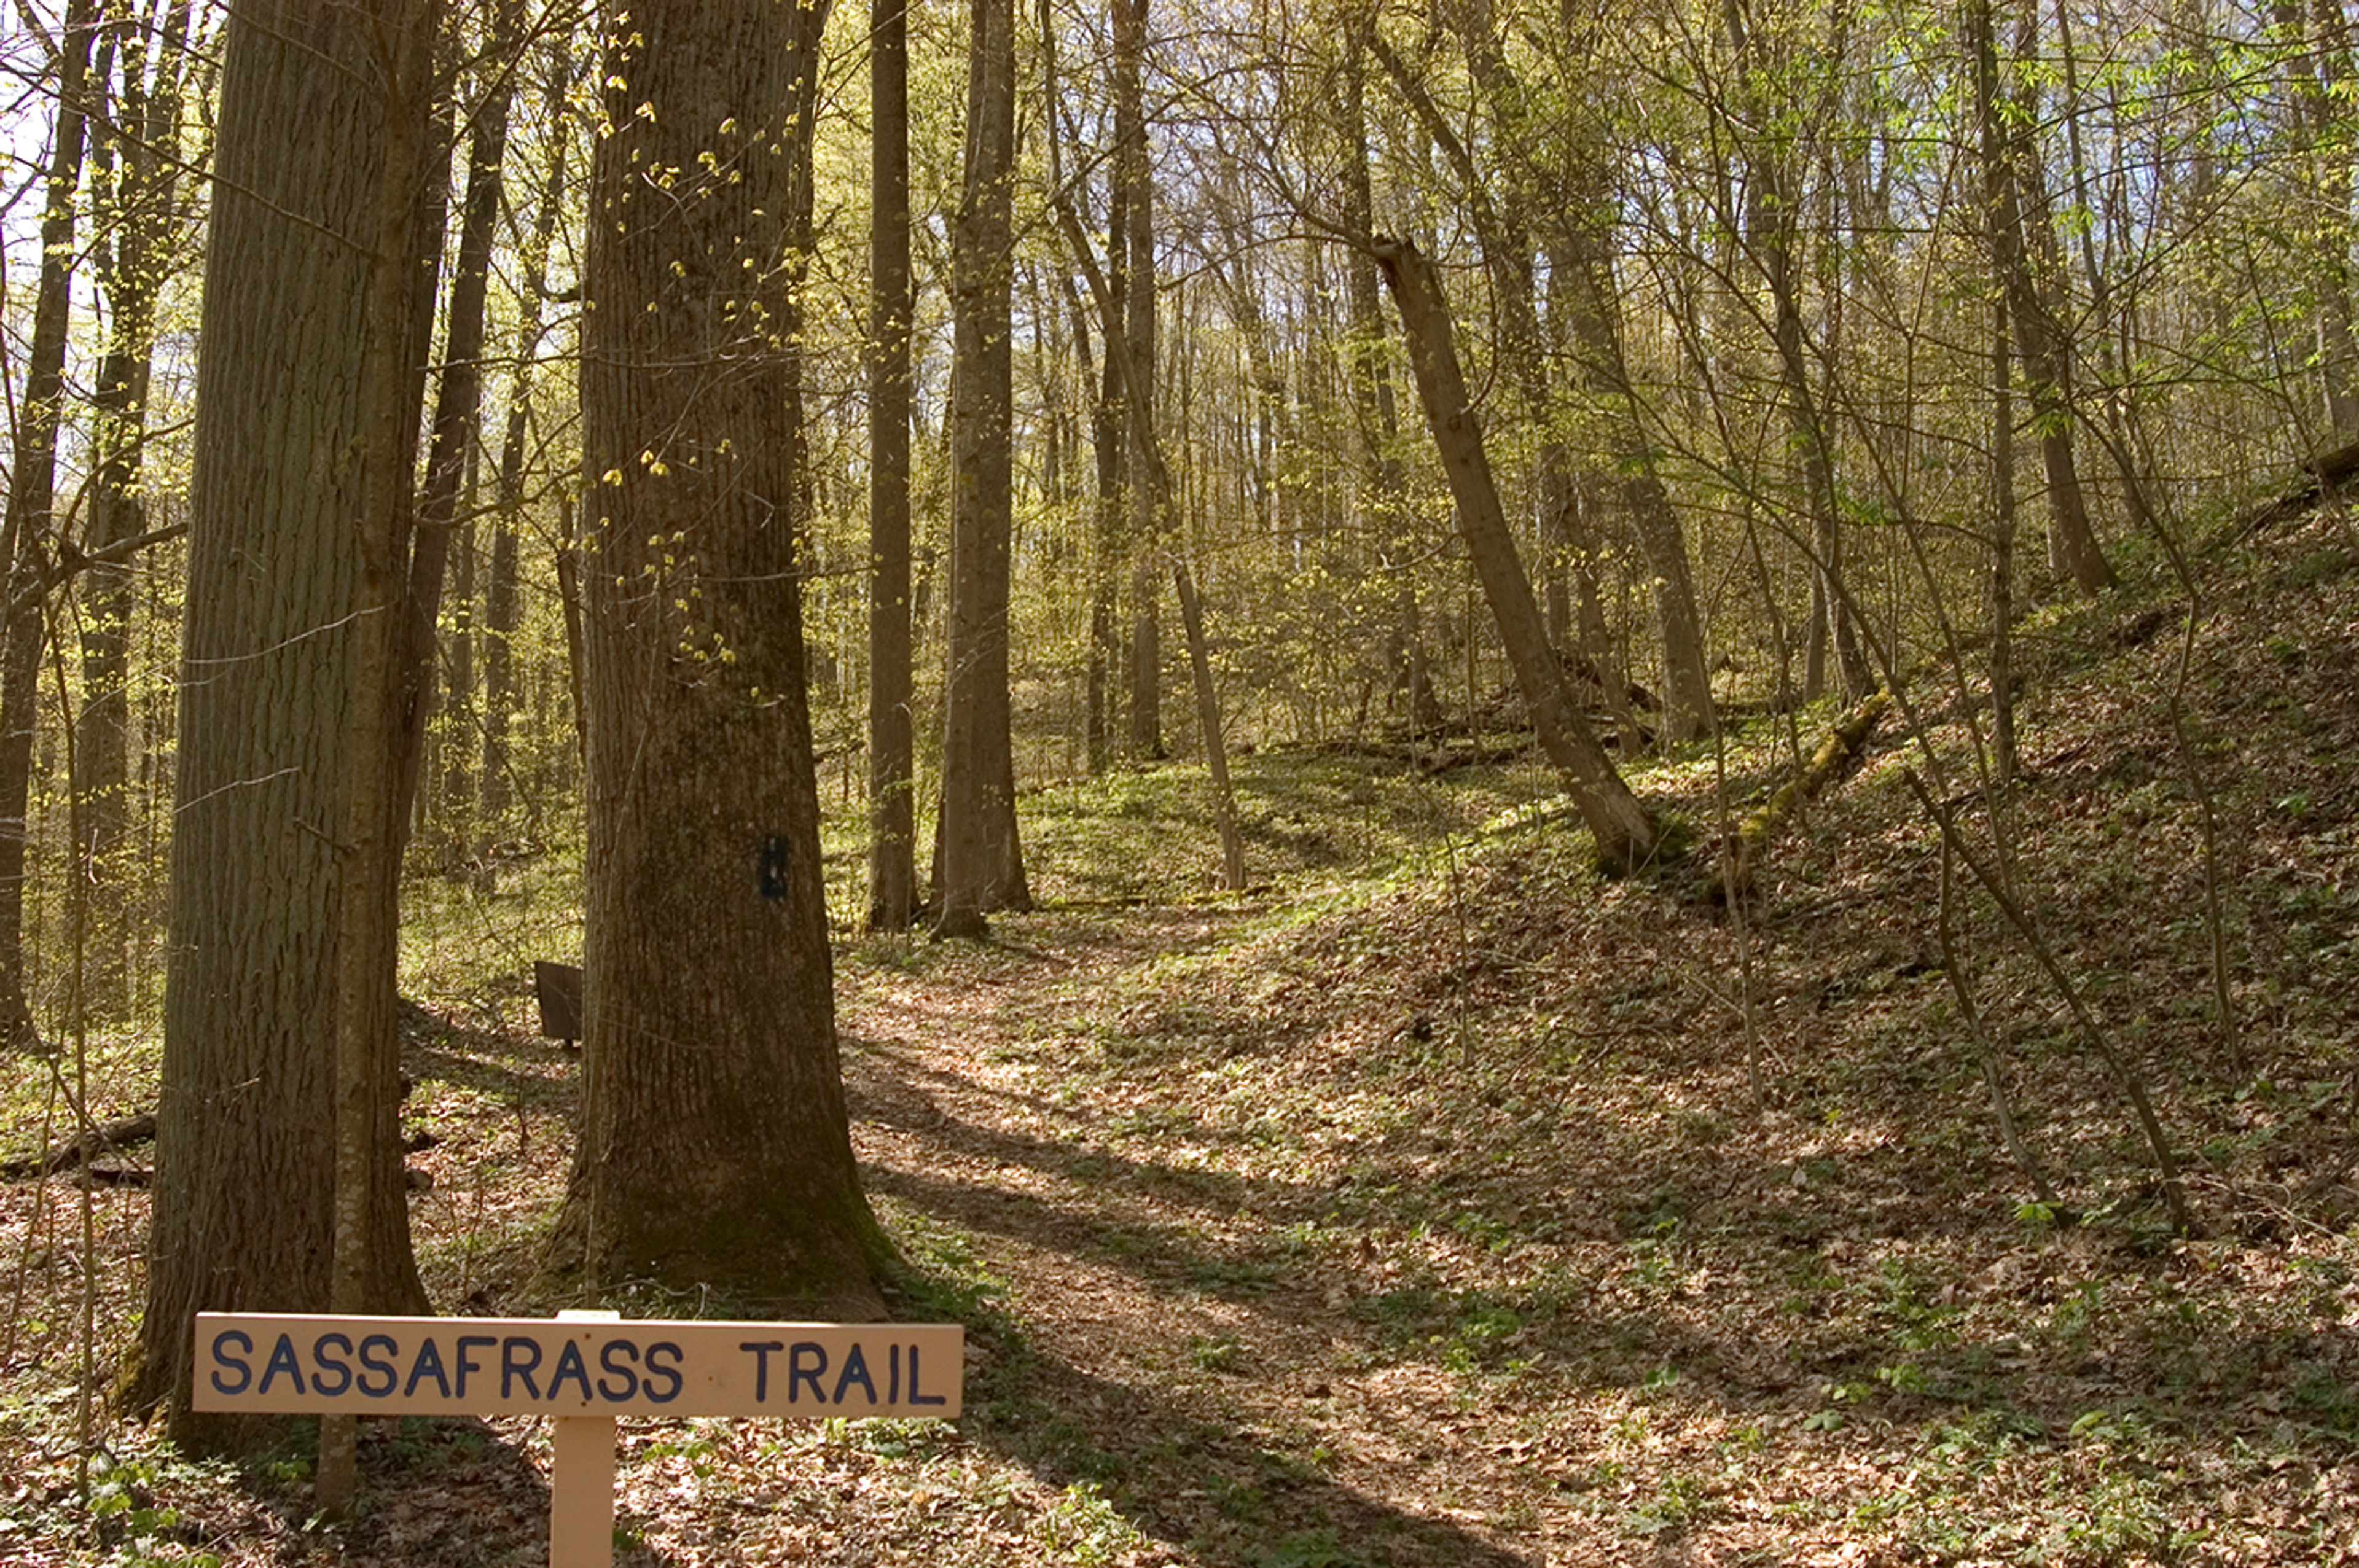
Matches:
[136,0,435,1450]
[547,0,889,1313]
[1374,237,1664,873]
[1391,16,1713,745]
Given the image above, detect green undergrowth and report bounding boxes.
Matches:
[814,507,2359,1561]
[7,506,2359,1565]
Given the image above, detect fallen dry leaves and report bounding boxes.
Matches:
[4,510,2359,1564]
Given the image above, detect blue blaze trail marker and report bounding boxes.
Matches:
[757,834,792,898]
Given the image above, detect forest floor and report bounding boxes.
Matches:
[6,504,2359,1566]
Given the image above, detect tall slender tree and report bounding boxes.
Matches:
[480,47,578,837]
[2275,0,2359,434]
[76,0,198,1015]
[1719,0,1872,701]
[869,0,919,930]
[936,0,1030,937]
[1339,21,1440,732]
[396,10,523,845]
[1116,0,1163,759]
[1991,0,2116,593]
[0,0,98,1051]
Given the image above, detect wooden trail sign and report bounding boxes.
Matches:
[195,1311,963,1566]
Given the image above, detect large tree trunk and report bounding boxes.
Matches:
[867,0,918,930]
[1373,237,1664,873]
[0,0,97,1052]
[324,7,443,1504]
[549,0,888,1313]
[936,0,1030,938]
[135,0,434,1449]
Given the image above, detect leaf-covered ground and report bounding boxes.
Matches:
[4,507,2359,1565]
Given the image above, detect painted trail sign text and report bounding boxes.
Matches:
[193,1314,964,1420]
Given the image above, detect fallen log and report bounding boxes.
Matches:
[3,1109,157,1180]
[2236,434,2359,537]
[1715,688,1893,902]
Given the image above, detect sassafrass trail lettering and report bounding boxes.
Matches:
[192,1314,963,1420]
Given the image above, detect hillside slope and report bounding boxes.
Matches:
[4,505,2355,1567]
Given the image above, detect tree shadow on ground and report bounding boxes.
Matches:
[289,1415,682,1568]
[962,1339,1543,1568]
[845,1021,2359,1519]
[398,999,574,1109]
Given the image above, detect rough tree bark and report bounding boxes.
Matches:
[135,0,436,1449]
[547,0,889,1311]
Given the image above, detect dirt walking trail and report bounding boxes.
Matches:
[839,908,1606,1568]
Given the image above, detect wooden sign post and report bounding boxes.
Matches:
[194,1310,963,1567]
